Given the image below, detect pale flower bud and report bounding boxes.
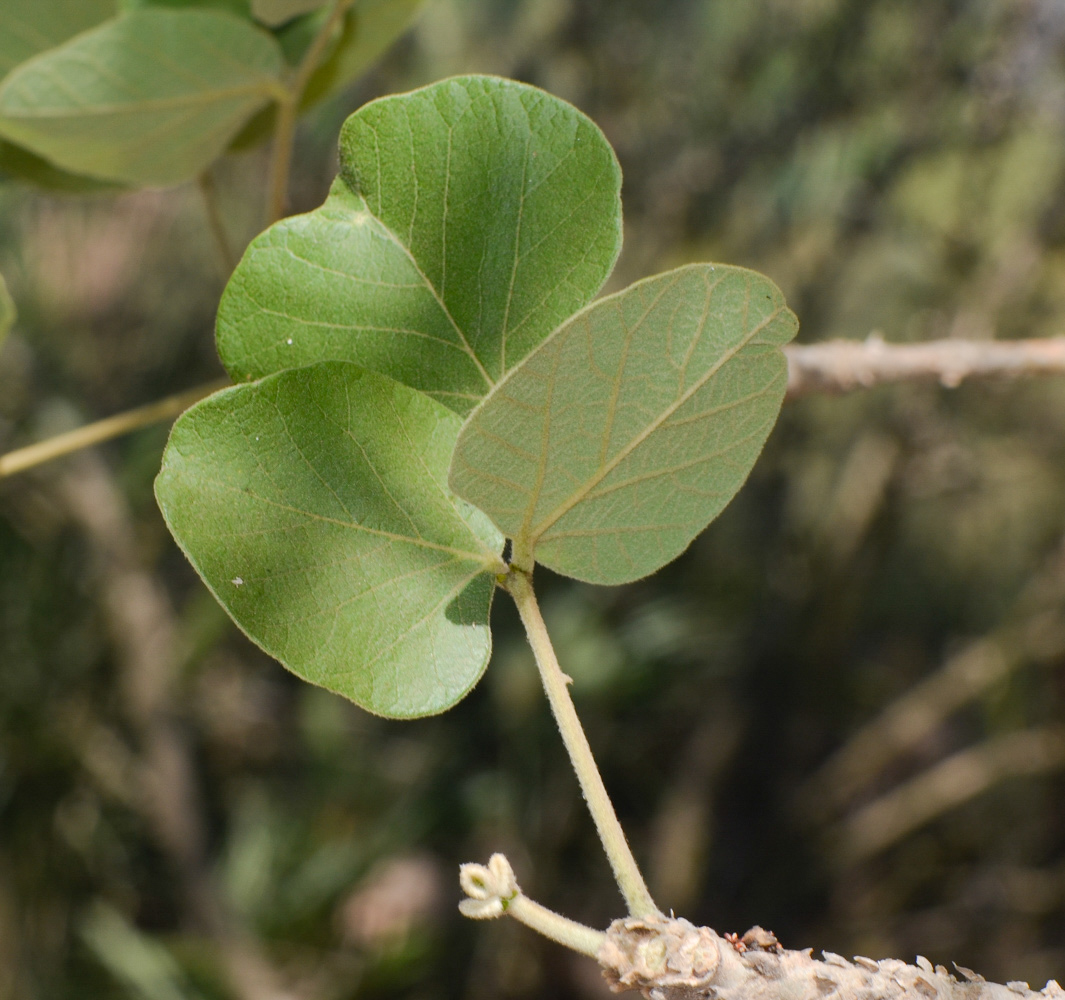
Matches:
[458,853,519,920]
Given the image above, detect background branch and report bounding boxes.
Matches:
[784,335,1065,398]
[266,0,354,224]
[198,171,237,274]
[832,726,1065,867]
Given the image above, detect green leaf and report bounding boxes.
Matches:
[0,0,116,78]
[251,0,327,27]
[216,75,622,414]
[0,139,124,192]
[449,264,799,585]
[0,9,283,186]
[155,361,504,718]
[0,273,15,348]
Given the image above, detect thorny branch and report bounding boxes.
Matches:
[598,914,1065,1000]
[460,853,1065,1000]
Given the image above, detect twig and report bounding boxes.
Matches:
[9,334,1065,481]
[505,569,661,920]
[836,725,1065,865]
[198,171,237,273]
[0,380,227,479]
[458,853,606,958]
[785,335,1065,398]
[266,0,354,224]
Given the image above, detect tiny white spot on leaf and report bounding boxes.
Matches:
[231,576,244,586]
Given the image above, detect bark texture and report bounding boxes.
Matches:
[598,916,1065,1000]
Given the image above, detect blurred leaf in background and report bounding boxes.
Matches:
[0,0,116,75]
[0,9,284,185]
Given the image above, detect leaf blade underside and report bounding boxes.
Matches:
[155,362,504,718]
[450,263,799,585]
[216,74,623,413]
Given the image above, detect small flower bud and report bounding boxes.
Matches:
[458,853,519,920]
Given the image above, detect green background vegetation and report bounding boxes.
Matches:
[5,1,1065,997]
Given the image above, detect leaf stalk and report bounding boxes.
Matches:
[505,568,660,919]
[266,0,355,224]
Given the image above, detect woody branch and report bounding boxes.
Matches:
[784,335,1065,398]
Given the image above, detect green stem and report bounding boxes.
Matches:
[506,569,660,919]
[266,0,354,224]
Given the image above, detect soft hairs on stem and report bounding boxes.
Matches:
[505,568,660,919]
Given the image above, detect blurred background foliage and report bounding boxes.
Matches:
[5,0,1065,997]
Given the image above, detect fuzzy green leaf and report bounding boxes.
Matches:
[450,264,798,585]
[0,9,283,185]
[216,74,622,414]
[155,362,504,718]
